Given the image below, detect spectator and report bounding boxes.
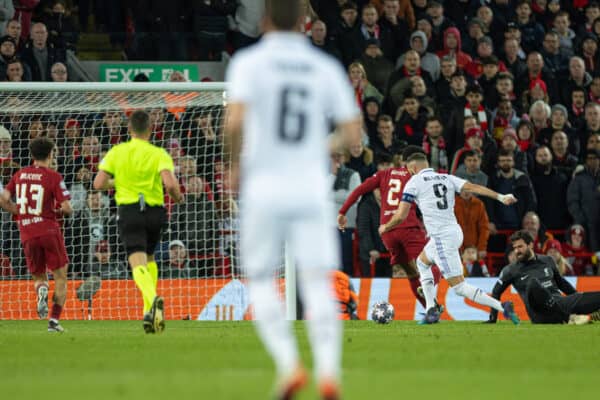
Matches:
[486,149,537,231]
[564,224,595,276]
[448,83,491,155]
[396,30,439,81]
[230,0,263,50]
[69,165,91,215]
[539,104,577,154]
[332,2,359,56]
[0,0,13,36]
[410,75,436,115]
[395,92,428,146]
[491,99,521,144]
[521,78,551,115]
[331,149,361,276]
[560,57,592,106]
[588,74,600,105]
[385,49,433,115]
[21,22,67,82]
[541,31,569,77]
[500,128,529,173]
[362,97,381,141]
[192,0,237,61]
[479,56,501,104]
[529,99,551,136]
[0,36,23,80]
[515,0,546,53]
[455,188,490,260]
[553,11,576,57]
[437,27,472,71]
[372,0,415,30]
[426,0,453,52]
[502,38,527,81]
[522,211,554,254]
[344,141,376,182]
[545,239,575,276]
[377,0,410,62]
[372,114,405,159]
[5,20,23,52]
[567,148,600,255]
[349,61,383,106]
[94,111,126,146]
[359,38,393,95]
[172,175,218,256]
[455,149,488,188]
[5,58,26,82]
[311,20,342,62]
[577,2,600,37]
[578,33,600,74]
[450,125,484,174]
[357,189,391,277]
[516,52,559,104]
[438,69,466,125]
[49,61,67,82]
[434,55,457,104]
[569,86,588,131]
[580,102,600,149]
[516,119,539,164]
[550,130,578,177]
[422,116,448,173]
[530,145,571,230]
[41,0,79,51]
[89,240,124,279]
[14,1,39,43]
[0,125,18,186]
[461,245,491,277]
[162,240,194,279]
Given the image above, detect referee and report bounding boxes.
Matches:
[487,230,600,324]
[93,110,183,333]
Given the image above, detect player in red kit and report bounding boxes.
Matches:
[0,137,73,332]
[337,146,441,311]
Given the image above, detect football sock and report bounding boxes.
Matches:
[417,259,437,311]
[248,275,299,377]
[298,267,341,382]
[147,260,158,289]
[50,303,63,320]
[132,266,157,314]
[453,281,503,312]
[409,277,426,308]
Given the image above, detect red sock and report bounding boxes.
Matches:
[51,303,63,320]
[409,277,426,308]
[35,282,48,292]
[431,265,442,285]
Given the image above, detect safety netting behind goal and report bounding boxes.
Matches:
[0,83,286,321]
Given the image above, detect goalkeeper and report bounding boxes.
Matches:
[93,110,183,333]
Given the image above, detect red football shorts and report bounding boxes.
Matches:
[381,226,427,266]
[23,234,69,276]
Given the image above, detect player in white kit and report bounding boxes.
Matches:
[379,152,521,325]
[224,1,361,399]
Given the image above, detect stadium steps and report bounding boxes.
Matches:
[77,33,125,61]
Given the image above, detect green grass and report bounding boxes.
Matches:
[1,321,599,400]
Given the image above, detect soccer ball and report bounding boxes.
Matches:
[371,302,395,324]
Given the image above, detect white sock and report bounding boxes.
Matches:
[248,276,299,376]
[298,267,342,382]
[453,281,504,312]
[417,259,436,311]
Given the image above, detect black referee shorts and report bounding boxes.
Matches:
[117,204,167,256]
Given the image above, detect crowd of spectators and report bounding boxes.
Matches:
[310,0,600,277]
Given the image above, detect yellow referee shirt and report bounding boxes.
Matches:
[99,138,174,206]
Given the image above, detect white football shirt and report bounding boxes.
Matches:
[402,168,467,235]
[226,32,358,203]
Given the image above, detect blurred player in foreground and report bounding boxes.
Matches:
[224,1,361,398]
[1,137,72,332]
[379,152,521,325]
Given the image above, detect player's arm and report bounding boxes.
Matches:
[378,200,411,235]
[0,189,17,215]
[461,181,517,205]
[487,269,514,323]
[59,200,73,217]
[338,174,381,230]
[93,171,115,191]
[549,257,577,295]
[160,169,184,204]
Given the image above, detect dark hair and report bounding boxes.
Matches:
[377,114,394,124]
[510,230,534,245]
[426,116,442,125]
[401,145,426,161]
[266,0,301,30]
[129,110,151,135]
[403,91,418,102]
[29,136,55,161]
[571,86,586,95]
[463,149,481,159]
[406,152,428,163]
[497,148,514,159]
[496,72,514,82]
[375,153,393,165]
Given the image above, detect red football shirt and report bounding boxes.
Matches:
[339,167,421,229]
[5,165,71,242]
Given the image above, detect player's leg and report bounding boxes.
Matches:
[241,203,301,396]
[417,240,438,312]
[382,231,425,308]
[570,292,600,314]
[47,265,68,332]
[291,213,342,398]
[23,237,49,319]
[145,207,168,333]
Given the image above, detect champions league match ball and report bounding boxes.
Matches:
[371,302,395,324]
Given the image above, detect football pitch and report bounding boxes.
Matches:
[1,321,598,400]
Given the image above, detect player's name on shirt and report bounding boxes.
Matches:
[19,173,43,181]
[390,169,409,177]
[20,217,44,226]
[422,175,447,182]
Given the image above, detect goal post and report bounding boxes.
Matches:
[0,82,296,321]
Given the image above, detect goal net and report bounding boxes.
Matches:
[0,82,289,321]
